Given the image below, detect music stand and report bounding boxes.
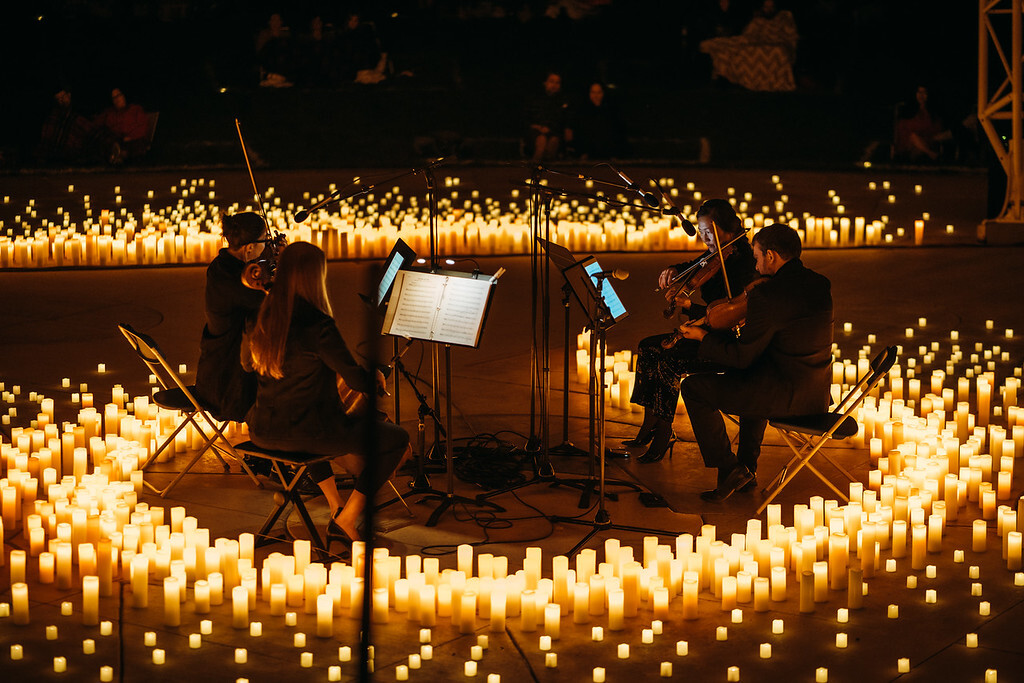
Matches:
[382,268,505,526]
[549,256,678,555]
[507,238,643,508]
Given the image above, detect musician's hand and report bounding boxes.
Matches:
[678,322,707,341]
[375,369,389,397]
[673,294,691,310]
[658,267,678,291]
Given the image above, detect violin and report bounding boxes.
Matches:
[662,276,768,348]
[660,244,732,320]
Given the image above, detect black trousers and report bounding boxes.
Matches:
[680,371,770,474]
[630,332,726,421]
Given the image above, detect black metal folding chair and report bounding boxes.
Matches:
[118,323,261,497]
[756,345,899,515]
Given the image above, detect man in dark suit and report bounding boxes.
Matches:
[678,223,834,502]
[194,212,269,422]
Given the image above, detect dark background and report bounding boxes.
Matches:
[0,1,991,170]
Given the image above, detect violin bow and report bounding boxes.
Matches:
[235,118,271,229]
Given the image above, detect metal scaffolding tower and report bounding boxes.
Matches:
[979,0,1024,241]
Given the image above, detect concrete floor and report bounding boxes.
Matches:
[2,166,1024,682]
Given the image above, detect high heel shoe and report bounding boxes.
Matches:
[637,426,677,464]
[622,412,658,447]
[325,509,355,550]
[622,429,655,448]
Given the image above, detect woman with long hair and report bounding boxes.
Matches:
[626,199,757,463]
[244,241,409,546]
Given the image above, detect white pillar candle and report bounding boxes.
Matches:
[316,593,333,638]
[11,582,30,625]
[163,576,180,627]
[973,520,988,552]
[232,585,248,629]
[607,588,625,630]
[374,587,390,624]
[131,554,148,608]
[543,602,560,639]
[82,575,99,626]
[1007,531,1023,570]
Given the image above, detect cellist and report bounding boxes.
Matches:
[625,199,757,463]
[677,223,833,502]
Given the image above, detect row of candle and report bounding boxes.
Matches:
[2,170,937,271]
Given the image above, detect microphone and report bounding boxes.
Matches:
[678,218,698,237]
[612,167,659,208]
[593,268,629,281]
[293,208,310,223]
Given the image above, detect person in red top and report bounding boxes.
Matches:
[94,87,149,162]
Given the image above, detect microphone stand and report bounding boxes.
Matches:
[478,174,654,507]
[549,274,680,555]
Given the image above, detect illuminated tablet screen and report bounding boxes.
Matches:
[584,258,628,323]
[376,238,417,308]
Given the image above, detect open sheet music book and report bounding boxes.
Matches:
[382,269,498,348]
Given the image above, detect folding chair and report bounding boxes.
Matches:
[118,323,261,497]
[233,440,413,560]
[756,345,898,515]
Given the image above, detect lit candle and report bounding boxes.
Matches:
[973,520,988,552]
[12,582,30,624]
[608,589,625,630]
[131,554,149,608]
[82,575,99,626]
[316,593,333,638]
[544,602,560,640]
[232,585,248,629]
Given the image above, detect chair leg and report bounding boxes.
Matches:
[386,480,414,517]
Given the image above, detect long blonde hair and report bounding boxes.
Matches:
[248,242,333,379]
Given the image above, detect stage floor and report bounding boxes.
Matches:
[2,166,1023,682]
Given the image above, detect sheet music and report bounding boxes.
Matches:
[383,270,495,347]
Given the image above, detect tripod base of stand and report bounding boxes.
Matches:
[548,440,589,458]
[407,490,506,527]
[549,512,690,556]
[550,475,643,508]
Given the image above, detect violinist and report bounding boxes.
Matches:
[678,223,833,502]
[625,199,757,463]
[194,212,271,422]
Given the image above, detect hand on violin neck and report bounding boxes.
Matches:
[678,321,708,341]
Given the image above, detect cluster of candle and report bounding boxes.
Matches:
[0,175,936,270]
[575,331,638,410]
[1,316,1022,680]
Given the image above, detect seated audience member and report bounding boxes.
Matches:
[339,12,389,84]
[256,12,295,87]
[194,212,269,422]
[524,71,572,163]
[244,242,410,544]
[296,15,340,87]
[93,87,150,162]
[894,85,953,163]
[700,0,799,92]
[36,87,110,165]
[571,82,627,160]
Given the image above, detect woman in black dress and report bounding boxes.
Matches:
[244,242,410,545]
[626,199,757,462]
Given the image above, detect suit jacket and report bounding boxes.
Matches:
[194,249,266,421]
[698,257,833,416]
[244,297,374,442]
